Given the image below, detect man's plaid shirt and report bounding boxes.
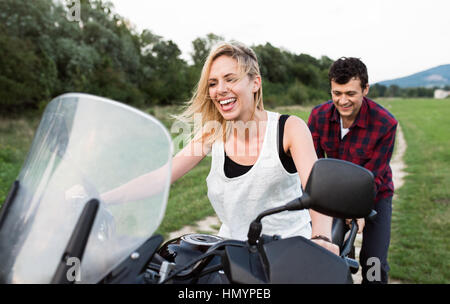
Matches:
[307,97,398,203]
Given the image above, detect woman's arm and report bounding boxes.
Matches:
[284,115,339,255]
[170,138,211,184]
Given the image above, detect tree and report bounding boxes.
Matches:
[0,26,56,111]
[253,43,291,83]
[190,33,224,67]
[0,1,337,111]
[369,84,388,98]
[0,0,58,111]
[386,85,400,97]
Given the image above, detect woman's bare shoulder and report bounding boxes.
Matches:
[284,115,309,135]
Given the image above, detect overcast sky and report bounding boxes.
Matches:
[109,0,450,83]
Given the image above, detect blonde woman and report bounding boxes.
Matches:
[168,41,337,255]
[103,41,338,255]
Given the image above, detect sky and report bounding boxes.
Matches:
[108,0,450,84]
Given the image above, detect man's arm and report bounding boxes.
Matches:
[307,109,325,158]
[362,122,398,197]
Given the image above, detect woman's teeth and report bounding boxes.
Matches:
[220,98,236,105]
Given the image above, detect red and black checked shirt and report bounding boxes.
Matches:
[307,97,398,203]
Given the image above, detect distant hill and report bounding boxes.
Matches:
[376,64,450,88]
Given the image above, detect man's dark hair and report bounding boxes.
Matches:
[328,57,368,90]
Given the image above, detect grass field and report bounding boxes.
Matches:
[0,116,39,203]
[378,98,450,283]
[0,98,449,283]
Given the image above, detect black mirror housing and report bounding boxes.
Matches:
[305,158,375,219]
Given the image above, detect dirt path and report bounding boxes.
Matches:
[168,124,408,284]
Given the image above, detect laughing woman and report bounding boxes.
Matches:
[170,41,338,255]
[101,41,338,255]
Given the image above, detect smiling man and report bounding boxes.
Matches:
[307,57,398,284]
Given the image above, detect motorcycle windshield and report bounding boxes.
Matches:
[0,93,172,283]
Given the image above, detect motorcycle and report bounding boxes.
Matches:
[0,93,375,284]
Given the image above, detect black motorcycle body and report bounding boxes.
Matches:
[144,219,362,284]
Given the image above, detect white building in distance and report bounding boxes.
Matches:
[434,89,450,99]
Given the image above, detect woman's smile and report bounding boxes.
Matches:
[219,97,237,111]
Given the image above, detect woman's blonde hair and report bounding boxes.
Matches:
[174,41,264,146]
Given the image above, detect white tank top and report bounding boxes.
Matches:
[206,111,312,241]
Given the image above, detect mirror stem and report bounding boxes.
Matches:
[285,194,311,211]
[247,194,311,246]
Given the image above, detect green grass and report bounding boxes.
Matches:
[378,98,450,283]
[0,117,39,203]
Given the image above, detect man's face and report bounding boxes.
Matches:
[331,77,369,123]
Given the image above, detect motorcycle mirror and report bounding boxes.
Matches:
[303,158,375,219]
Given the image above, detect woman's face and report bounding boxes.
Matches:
[208,55,261,121]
